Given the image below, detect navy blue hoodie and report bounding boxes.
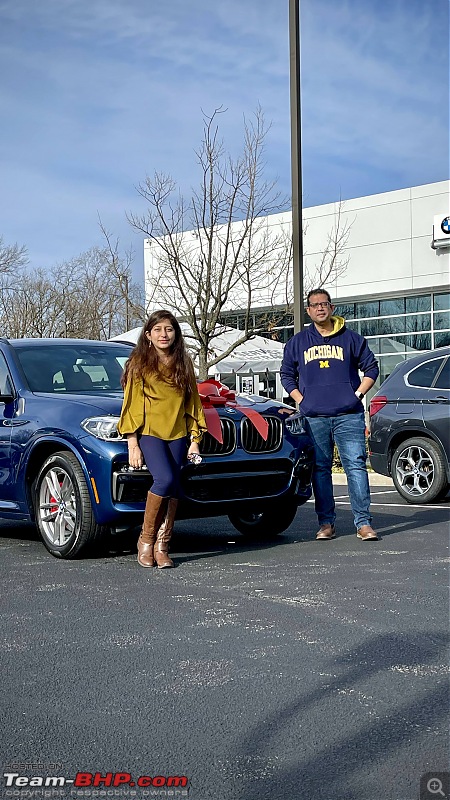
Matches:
[280,316,379,417]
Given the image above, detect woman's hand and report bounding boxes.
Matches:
[187,440,202,465]
[128,440,144,469]
[187,441,200,458]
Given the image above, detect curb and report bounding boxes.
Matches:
[332,472,394,486]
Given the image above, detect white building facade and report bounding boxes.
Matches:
[144,180,449,399]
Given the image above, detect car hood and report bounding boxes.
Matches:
[26,390,291,428]
[30,391,124,417]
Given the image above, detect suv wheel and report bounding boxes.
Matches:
[228,500,297,538]
[391,437,448,504]
[34,452,105,558]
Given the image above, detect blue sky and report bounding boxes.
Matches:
[0,0,448,283]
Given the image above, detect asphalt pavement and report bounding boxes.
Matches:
[1,486,449,800]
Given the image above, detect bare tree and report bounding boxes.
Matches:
[270,198,352,319]
[128,107,292,378]
[128,107,351,379]
[0,245,144,340]
[0,237,28,275]
[53,247,144,340]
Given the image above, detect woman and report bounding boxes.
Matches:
[118,311,207,568]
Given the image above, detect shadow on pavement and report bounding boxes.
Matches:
[231,631,449,800]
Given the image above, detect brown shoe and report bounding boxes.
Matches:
[316,524,336,540]
[137,536,156,567]
[154,543,174,569]
[356,525,378,541]
[137,492,167,567]
[154,498,178,568]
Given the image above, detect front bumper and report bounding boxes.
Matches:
[80,430,314,525]
[112,452,313,507]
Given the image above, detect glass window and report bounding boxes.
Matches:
[379,298,405,316]
[345,319,360,333]
[405,313,431,333]
[15,343,131,393]
[433,312,450,330]
[358,318,379,336]
[378,354,405,383]
[356,300,379,318]
[434,292,450,311]
[257,371,276,399]
[336,303,355,319]
[0,353,13,397]
[404,333,432,351]
[406,295,431,313]
[408,358,445,388]
[379,336,406,354]
[378,317,406,334]
[218,373,237,391]
[276,326,294,343]
[435,360,450,390]
[270,312,294,328]
[366,337,380,354]
[435,331,450,348]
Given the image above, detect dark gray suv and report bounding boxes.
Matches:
[369,347,450,503]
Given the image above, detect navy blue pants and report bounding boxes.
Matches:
[139,435,187,498]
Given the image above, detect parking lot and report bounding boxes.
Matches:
[1,484,449,800]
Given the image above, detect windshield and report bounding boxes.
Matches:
[15,343,132,393]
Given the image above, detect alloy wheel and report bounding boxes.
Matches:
[395,444,434,498]
[38,466,77,546]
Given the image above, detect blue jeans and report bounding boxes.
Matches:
[305,412,372,530]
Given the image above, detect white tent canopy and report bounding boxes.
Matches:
[110,325,284,375]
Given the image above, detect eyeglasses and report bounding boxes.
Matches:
[308,301,332,309]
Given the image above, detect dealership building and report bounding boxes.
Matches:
[144,180,449,399]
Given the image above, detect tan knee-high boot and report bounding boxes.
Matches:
[137,492,168,568]
[154,498,178,569]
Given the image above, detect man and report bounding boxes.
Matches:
[281,288,379,541]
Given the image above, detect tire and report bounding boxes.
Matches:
[228,500,298,538]
[391,437,448,504]
[34,451,105,558]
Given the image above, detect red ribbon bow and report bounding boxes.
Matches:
[197,380,269,444]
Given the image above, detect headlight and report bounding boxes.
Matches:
[284,411,305,435]
[81,416,123,441]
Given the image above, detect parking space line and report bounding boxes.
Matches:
[368,490,400,495]
[337,491,396,500]
[306,490,448,511]
[334,500,448,510]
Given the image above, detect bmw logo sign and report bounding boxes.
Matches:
[441,216,450,235]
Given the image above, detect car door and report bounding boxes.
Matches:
[422,356,450,463]
[0,351,16,510]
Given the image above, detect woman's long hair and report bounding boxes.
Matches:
[121,310,196,396]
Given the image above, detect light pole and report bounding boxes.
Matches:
[289,0,305,333]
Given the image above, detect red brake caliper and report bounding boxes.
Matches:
[49,479,63,514]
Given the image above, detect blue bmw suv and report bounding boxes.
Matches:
[0,338,314,558]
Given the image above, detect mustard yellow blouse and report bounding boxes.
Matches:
[117,370,207,443]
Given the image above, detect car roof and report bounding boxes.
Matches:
[0,338,133,348]
[393,346,450,372]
